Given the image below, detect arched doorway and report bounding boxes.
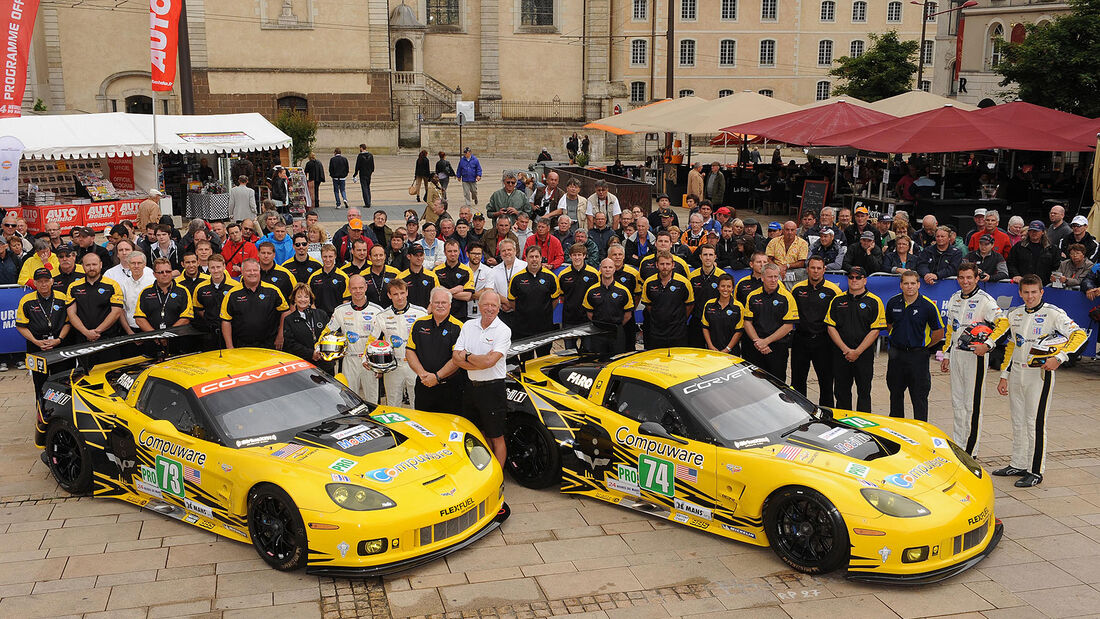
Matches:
[978,98,996,109]
[394,39,414,72]
[125,95,152,114]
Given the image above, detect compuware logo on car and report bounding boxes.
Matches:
[366,448,454,483]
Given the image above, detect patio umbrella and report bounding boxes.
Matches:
[973,101,1090,130]
[639,90,800,134]
[813,104,1090,153]
[868,90,978,116]
[1053,118,1100,151]
[584,97,709,134]
[799,95,875,110]
[721,101,895,147]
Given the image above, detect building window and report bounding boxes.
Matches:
[277,95,308,113]
[820,1,835,22]
[630,81,646,103]
[721,0,737,20]
[919,80,931,92]
[989,24,1005,68]
[887,1,901,23]
[719,89,734,97]
[681,0,697,21]
[719,39,737,66]
[921,40,934,65]
[759,89,774,97]
[521,0,554,26]
[759,39,776,66]
[426,0,460,26]
[925,2,937,22]
[126,95,153,115]
[761,0,777,21]
[679,89,695,97]
[631,39,648,66]
[852,1,866,23]
[850,39,865,58]
[680,39,696,66]
[818,40,833,65]
[632,0,647,20]
[816,81,831,101]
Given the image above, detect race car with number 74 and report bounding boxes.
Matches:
[501,326,1001,583]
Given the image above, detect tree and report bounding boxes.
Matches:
[273,110,317,165]
[997,0,1100,117]
[828,31,919,102]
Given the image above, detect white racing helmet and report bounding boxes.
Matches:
[366,339,398,373]
[317,333,348,362]
[1027,333,1069,367]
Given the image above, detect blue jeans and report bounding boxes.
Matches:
[332,178,347,206]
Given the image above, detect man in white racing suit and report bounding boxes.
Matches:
[318,274,384,402]
[995,275,1087,487]
[368,279,427,407]
[940,262,1008,455]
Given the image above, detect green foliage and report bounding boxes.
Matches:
[575,151,590,167]
[997,0,1100,116]
[32,98,46,112]
[828,31,919,102]
[274,110,317,165]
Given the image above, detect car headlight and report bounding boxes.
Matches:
[465,434,493,471]
[949,440,983,479]
[326,483,396,511]
[860,488,931,518]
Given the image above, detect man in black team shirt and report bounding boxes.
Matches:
[557,243,599,329]
[17,268,72,393]
[508,245,562,358]
[308,244,350,315]
[641,251,693,350]
[66,252,124,364]
[397,244,439,309]
[221,258,290,349]
[434,239,475,319]
[134,258,194,331]
[283,232,322,283]
[789,255,843,406]
[583,257,635,354]
[406,287,465,414]
[363,244,400,308]
[735,252,768,306]
[192,254,236,350]
[257,242,296,302]
[742,263,799,382]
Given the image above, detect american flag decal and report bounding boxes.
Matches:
[674,464,698,483]
[776,445,802,461]
[184,466,201,484]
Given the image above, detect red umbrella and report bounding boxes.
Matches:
[1053,118,1100,150]
[720,101,895,146]
[812,104,1090,152]
[973,101,1090,130]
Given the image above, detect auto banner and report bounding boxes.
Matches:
[0,0,40,118]
[150,0,182,92]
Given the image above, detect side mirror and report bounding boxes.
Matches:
[638,421,688,445]
[145,419,180,437]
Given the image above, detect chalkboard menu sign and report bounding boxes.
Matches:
[800,179,829,219]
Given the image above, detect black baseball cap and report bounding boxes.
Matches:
[848,266,867,278]
[33,268,53,280]
[55,244,75,255]
[406,243,424,255]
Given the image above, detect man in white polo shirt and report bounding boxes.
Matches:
[452,289,512,463]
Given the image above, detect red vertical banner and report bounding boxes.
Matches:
[0,0,40,118]
[149,0,181,92]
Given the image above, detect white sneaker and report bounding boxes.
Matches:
[16,361,25,370]
[0,363,8,372]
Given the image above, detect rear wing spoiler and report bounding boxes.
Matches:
[27,325,203,375]
[505,323,610,359]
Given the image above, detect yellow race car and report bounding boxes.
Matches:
[31,329,507,576]
[503,327,1001,584]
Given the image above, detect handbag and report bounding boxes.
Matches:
[408,183,417,196]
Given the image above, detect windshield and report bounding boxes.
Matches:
[674,365,815,444]
[197,364,370,442]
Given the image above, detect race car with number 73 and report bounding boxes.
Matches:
[30,328,507,576]
[501,326,1001,583]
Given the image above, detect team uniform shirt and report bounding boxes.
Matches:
[734,275,763,306]
[614,265,642,298]
[192,277,238,333]
[744,286,799,342]
[174,272,210,298]
[790,279,843,340]
[52,270,82,296]
[340,260,372,279]
[407,314,465,374]
[582,281,634,325]
[508,267,562,330]
[321,300,385,359]
[397,267,440,309]
[557,264,600,324]
[368,303,428,361]
[308,267,351,315]
[259,264,297,303]
[362,266,401,308]
[942,288,1009,353]
[66,276,124,334]
[688,267,727,321]
[219,282,289,346]
[16,290,71,343]
[282,256,323,284]
[700,298,745,349]
[454,316,512,381]
[824,291,887,349]
[638,253,690,282]
[134,282,195,329]
[641,273,694,339]
[434,261,476,319]
[885,294,944,348]
[1000,302,1088,376]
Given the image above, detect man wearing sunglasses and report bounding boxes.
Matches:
[134,258,194,332]
[1,214,30,254]
[283,232,322,284]
[486,171,530,222]
[825,266,887,413]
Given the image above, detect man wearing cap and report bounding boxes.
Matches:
[742,218,768,253]
[647,194,679,231]
[72,227,113,267]
[586,180,622,229]
[766,221,810,282]
[876,213,895,250]
[844,206,880,247]
[885,270,944,422]
[766,221,783,242]
[138,189,162,231]
[743,263,798,380]
[469,212,487,242]
[790,256,843,405]
[964,208,987,246]
[687,162,705,203]
[713,206,733,230]
[965,234,1009,282]
[397,244,440,309]
[52,244,85,294]
[705,162,726,207]
[456,147,482,207]
[1047,204,1072,249]
[809,227,846,271]
[336,219,374,267]
[842,230,884,275]
[1057,215,1099,261]
[487,171,529,221]
[916,225,963,285]
[825,266,887,412]
[1007,221,1061,284]
[17,269,71,389]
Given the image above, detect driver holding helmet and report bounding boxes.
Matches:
[367,279,428,407]
[316,274,385,402]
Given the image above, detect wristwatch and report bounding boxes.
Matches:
[464,351,471,362]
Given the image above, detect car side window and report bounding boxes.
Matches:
[138,379,199,435]
[606,379,709,442]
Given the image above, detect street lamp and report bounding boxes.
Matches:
[912,0,979,91]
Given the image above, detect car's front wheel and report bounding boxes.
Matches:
[247,484,308,571]
[763,486,849,574]
[505,415,561,489]
[44,420,93,494]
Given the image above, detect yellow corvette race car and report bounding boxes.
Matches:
[31,329,507,576]
[502,327,1001,583]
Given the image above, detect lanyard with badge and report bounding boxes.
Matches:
[470,267,483,316]
[155,287,171,329]
[37,295,56,337]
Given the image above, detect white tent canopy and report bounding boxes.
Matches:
[0,112,292,160]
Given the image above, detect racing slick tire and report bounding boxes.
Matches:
[763,486,850,575]
[247,484,308,571]
[44,420,93,494]
[505,415,562,489]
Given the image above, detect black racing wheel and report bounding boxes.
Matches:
[505,415,562,489]
[247,485,308,571]
[763,486,850,574]
[44,420,93,494]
